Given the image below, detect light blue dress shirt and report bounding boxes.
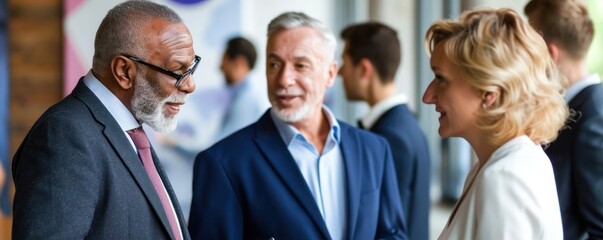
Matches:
[271,106,347,240]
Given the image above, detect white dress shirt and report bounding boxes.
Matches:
[360,94,408,129]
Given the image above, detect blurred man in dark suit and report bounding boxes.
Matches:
[339,21,431,240]
[526,1,603,239]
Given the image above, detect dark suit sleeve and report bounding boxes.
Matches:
[380,132,414,217]
[12,113,101,239]
[375,139,409,240]
[574,116,603,239]
[189,150,243,240]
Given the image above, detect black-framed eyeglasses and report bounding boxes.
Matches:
[124,55,201,88]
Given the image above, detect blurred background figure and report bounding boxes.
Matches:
[423,8,567,238]
[525,0,603,239]
[0,161,4,198]
[339,21,431,240]
[217,36,270,140]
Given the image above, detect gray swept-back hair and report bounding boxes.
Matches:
[92,0,182,72]
[267,12,337,62]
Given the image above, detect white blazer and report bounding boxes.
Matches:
[438,136,563,240]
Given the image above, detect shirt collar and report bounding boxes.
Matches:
[360,94,408,129]
[564,74,601,102]
[83,70,140,131]
[271,105,341,146]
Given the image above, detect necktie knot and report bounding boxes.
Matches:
[127,127,151,149]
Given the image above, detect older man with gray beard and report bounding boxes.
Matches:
[189,11,407,240]
[12,1,198,239]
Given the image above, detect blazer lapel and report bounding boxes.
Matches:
[339,125,362,239]
[71,80,174,238]
[253,112,331,239]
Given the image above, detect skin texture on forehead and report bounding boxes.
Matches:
[267,26,327,67]
[143,18,195,73]
[136,18,195,97]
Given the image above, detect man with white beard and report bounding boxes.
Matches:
[12,1,197,239]
[188,11,408,240]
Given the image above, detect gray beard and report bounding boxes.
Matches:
[131,77,180,132]
[270,100,313,123]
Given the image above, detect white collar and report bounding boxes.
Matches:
[83,70,140,132]
[360,94,408,129]
[564,74,601,102]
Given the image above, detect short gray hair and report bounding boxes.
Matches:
[267,12,337,62]
[92,0,182,72]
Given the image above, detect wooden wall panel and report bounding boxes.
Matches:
[5,0,63,238]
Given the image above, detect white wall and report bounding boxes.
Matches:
[369,0,418,113]
[462,0,530,13]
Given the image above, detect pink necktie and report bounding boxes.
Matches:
[127,127,182,240]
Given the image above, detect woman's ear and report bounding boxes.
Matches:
[483,89,500,108]
[112,56,136,90]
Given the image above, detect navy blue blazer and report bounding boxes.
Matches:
[12,80,190,239]
[189,110,408,239]
[367,104,431,240]
[545,83,603,239]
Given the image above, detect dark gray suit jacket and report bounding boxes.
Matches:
[545,83,603,240]
[12,80,190,239]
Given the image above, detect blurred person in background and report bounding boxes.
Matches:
[525,0,603,238]
[216,36,270,140]
[339,21,431,240]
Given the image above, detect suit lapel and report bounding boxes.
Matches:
[253,112,331,239]
[339,124,362,239]
[71,80,174,239]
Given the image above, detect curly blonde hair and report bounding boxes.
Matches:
[424,8,569,145]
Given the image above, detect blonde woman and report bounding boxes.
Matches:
[423,8,567,239]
